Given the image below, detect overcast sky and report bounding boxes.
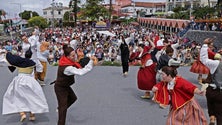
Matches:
[0,0,164,19]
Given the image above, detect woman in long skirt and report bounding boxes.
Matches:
[152,66,207,125]
[2,52,49,122]
[130,40,156,99]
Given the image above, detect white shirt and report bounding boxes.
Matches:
[167,78,176,90]
[64,60,94,76]
[200,44,219,74]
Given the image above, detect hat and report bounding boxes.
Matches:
[6,52,35,68]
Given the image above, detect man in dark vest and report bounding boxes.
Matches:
[54,45,97,125]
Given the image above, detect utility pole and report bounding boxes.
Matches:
[11,3,22,34]
[190,0,193,19]
[69,0,78,27]
[51,0,55,30]
[109,0,112,28]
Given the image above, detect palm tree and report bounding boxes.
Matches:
[69,0,80,27]
[109,0,112,27]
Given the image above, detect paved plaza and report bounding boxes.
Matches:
[0,65,208,125]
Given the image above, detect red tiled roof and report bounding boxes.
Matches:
[138,17,189,28]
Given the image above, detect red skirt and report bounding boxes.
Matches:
[190,60,209,74]
[137,63,156,90]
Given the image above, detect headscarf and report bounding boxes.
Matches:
[59,56,82,68]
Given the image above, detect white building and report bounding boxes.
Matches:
[121,2,165,17]
[42,6,71,22]
[166,0,217,12]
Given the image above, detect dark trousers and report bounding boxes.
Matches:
[206,86,222,125]
[122,61,129,73]
[54,85,77,125]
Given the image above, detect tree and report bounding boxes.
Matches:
[109,0,112,26]
[192,6,215,19]
[69,0,81,26]
[81,0,109,21]
[20,10,39,20]
[28,16,48,29]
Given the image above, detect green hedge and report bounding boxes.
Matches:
[100,61,121,66]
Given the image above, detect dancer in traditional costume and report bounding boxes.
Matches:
[54,45,97,125]
[2,51,49,122]
[37,41,50,85]
[152,66,207,125]
[130,41,156,99]
[190,48,210,83]
[21,33,43,81]
[200,38,222,125]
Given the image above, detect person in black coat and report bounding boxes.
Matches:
[119,35,130,76]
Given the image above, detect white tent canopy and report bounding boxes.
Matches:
[96,31,116,37]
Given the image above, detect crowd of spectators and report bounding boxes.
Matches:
[0,24,213,67]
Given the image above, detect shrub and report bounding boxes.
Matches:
[100,61,121,66]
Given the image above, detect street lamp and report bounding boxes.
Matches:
[190,0,193,19]
[51,0,63,30]
[11,3,22,34]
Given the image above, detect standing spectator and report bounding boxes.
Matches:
[48,49,55,65]
[109,46,117,64]
[183,49,192,66]
[119,35,130,76]
[95,47,104,61]
[152,66,207,125]
[54,50,61,63]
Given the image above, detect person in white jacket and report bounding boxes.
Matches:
[200,38,222,125]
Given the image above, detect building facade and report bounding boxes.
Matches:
[166,0,218,12]
[42,6,71,23]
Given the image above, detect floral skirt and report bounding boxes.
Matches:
[166,98,207,125]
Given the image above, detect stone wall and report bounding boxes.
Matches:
[183,30,222,48]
